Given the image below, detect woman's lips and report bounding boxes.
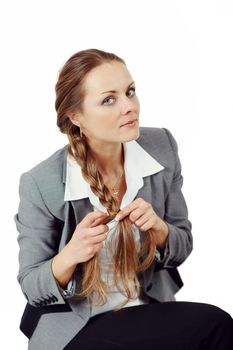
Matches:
[120,120,138,127]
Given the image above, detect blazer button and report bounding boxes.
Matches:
[146,283,152,292]
[41,297,50,305]
[49,294,58,303]
[33,301,41,307]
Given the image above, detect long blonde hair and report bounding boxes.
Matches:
[55,49,157,307]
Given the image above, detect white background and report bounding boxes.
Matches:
[1,0,233,348]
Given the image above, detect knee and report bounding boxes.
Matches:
[181,302,232,327]
[207,303,232,319]
[200,304,233,347]
[216,307,233,330]
[201,303,233,329]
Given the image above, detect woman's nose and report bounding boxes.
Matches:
[120,96,136,115]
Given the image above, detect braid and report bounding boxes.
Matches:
[68,130,157,308]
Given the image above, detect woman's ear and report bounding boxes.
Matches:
[67,112,80,126]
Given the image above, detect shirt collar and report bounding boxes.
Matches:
[64,139,164,202]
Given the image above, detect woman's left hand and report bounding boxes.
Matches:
[115,198,169,248]
[115,198,162,232]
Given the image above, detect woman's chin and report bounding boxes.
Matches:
[121,125,140,142]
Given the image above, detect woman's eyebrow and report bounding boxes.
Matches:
[100,81,135,95]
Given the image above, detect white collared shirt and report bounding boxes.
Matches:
[64,139,164,316]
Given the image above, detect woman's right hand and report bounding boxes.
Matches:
[52,211,109,288]
[65,211,109,265]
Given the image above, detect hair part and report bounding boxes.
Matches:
[55,48,157,309]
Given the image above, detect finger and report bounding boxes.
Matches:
[129,207,145,223]
[90,214,109,228]
[115,198,146,221]
[134,208,154,226]
[89,232,108,244]
[140,217,156,231]
[134,214,151,227]
[115,203,136,221]
[88,224,109,237]
[78,211,108,229]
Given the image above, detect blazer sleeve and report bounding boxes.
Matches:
[14,172,75,307]
[157,128,193,268]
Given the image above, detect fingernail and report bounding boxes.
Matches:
[115,215,120,221]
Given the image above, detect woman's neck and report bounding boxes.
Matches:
[89,142,124,176]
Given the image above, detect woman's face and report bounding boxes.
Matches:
[71,61,140,147]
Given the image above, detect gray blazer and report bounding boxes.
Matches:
[15,127,193,350]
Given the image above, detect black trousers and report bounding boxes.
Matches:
[64,301,233,350]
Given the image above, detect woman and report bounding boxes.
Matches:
[15,49,233,350]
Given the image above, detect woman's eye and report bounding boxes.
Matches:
[127,87,136,97]
[102,96,115,105]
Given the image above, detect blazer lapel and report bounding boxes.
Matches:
[70,198,94,224]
